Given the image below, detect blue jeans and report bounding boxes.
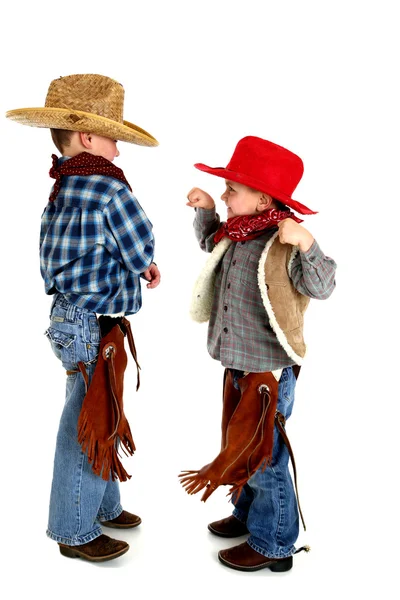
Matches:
[232,367,299,559]
[45,294,123,546]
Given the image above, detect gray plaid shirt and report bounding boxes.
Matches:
[194,208,337,372]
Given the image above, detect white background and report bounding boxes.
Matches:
[0,1,399,598]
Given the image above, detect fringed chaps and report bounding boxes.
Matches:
[76,316,140,482]
[180,370,279,501]
[179,369,306,529]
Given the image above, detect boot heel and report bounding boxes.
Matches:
[269,556,293,572]
[59,544,79,559]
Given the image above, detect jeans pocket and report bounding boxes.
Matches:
[45,327,76,368]
[50,301,68,322]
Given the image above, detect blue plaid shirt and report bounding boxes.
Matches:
[40,157,154,315]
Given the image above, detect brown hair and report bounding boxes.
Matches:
[260,192,287,211]
[50,129,74,153]
[274,199,288,211]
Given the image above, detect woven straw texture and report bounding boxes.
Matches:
[6,74,158,147]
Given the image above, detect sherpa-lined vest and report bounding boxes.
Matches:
[190,231,310,365]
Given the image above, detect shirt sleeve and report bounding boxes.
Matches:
[104,187,154,274]
[194,207,221,253]
[289,239,337,300]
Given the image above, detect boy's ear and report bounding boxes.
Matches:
[257,193,273,212]
[80,132,92,149]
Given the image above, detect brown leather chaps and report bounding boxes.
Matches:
[180,370,280,502]
[75,316,140,482]
[179,368,306,529]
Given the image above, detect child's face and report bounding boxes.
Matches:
[89,134,120,162]
[221,180,262,217]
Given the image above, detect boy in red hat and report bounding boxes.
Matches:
[6,74,160,562]
[181,136,336,572]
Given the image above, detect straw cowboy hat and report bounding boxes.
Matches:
[195,136,315,214]
[6,73,158,147]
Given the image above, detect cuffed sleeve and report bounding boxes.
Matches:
[194,207,221,253]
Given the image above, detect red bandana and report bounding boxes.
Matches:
[49,152,132,201]
[214,209,303,243]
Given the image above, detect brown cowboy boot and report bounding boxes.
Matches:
[218,542,292,572]
[208,515,249,538]
[102,510,142,529]
[58,534,129,562]
[218,542,310,572]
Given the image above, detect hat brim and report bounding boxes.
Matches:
[5,107,158,147]
[194,163,316,215]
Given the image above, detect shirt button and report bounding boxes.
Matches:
[224,305,228,311]
[241,241,246,245]
[232,260,236,265]
[227,283,231,289]
[223,327,228,333]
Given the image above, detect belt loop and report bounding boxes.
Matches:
[66,301,76,322]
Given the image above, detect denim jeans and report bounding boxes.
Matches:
[232,366,299,558]
[45,294,123,545]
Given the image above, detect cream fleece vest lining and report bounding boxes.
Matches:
[190,232,306,365]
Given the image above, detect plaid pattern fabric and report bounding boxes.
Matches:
[194,208,336,372]
[40,158,154,315]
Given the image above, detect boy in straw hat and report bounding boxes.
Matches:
[6,74,160,562]
[180,136,336,572]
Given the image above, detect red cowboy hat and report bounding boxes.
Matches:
[194,136,316,215]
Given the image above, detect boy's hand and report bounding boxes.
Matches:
[143,263,161,289]
[186,187,215,209]
[278,219,314,253]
